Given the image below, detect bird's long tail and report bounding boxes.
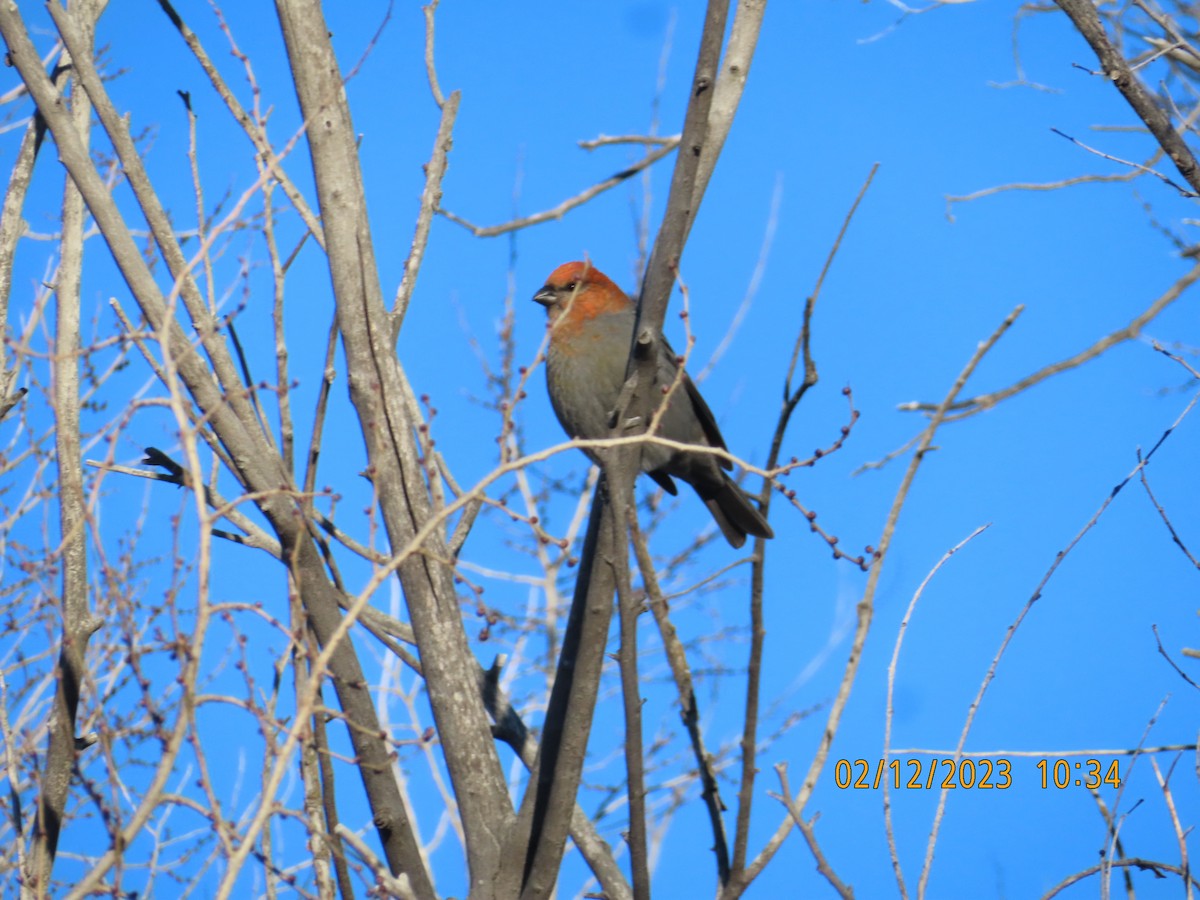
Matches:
[701,473,774,549]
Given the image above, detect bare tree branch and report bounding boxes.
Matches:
[393,88,460,328]
[1054,0,1200,194]
[273,0,514,892]
[438,139,679,238]
[897,260,1200,420]
[29,3,105,892]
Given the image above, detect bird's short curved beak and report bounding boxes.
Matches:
[532,287,556,307]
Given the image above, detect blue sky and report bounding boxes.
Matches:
[5,0,1200,897]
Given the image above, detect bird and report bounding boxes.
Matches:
[532,260,773,548]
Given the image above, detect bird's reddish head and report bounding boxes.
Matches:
[532,261,630,327]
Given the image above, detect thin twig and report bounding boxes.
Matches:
[1153,624,1200,690]
[883,525,991,900]
[892,744,1197,757]
[608,471,651,900]
[1138,450,1199,569]
[896,261,1200,421]
[1049,127,1197,196]
[580,133,679,149]
[1040,858,1200,899]
[421,0,445,108]
[945,166,1154,221]
[438,139,679,237]
[393,89,460,328]
[629,514,731,881]
[770,764,853,899]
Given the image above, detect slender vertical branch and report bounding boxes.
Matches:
[261,175,296,475]
[689,0,767,222]
[392,0,458,329]
[392,89,459,330]
[731,163,877,883]
[0,80,50,422]
[630,515,731,881]
[500,480,619,900]
[609,466,650,900]
[272,2,513,893]
[637,0,730,326]
[883,525,991,900]
[29,4,105,892]
[289,585,337,900]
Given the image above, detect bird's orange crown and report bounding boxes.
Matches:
[543,261,622,295]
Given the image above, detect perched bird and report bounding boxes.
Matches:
[533,261,773,548]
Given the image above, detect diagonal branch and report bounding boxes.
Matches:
[630,514,731,881]
[438,139,679,238]
[1054,0,1200,194]
[896,260,1200,421]
[731,162,878,886]
[392,88,460,328]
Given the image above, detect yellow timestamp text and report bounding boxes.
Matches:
[833,758,1012,790]
[833,758,1124,790]
[1036,758,1122,790]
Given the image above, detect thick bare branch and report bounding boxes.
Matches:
[1054,0,1200,194]
[29,3,105,892]
[272,0,514,892]
[498,482,619,900]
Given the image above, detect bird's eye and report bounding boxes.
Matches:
[565,282,577,291]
